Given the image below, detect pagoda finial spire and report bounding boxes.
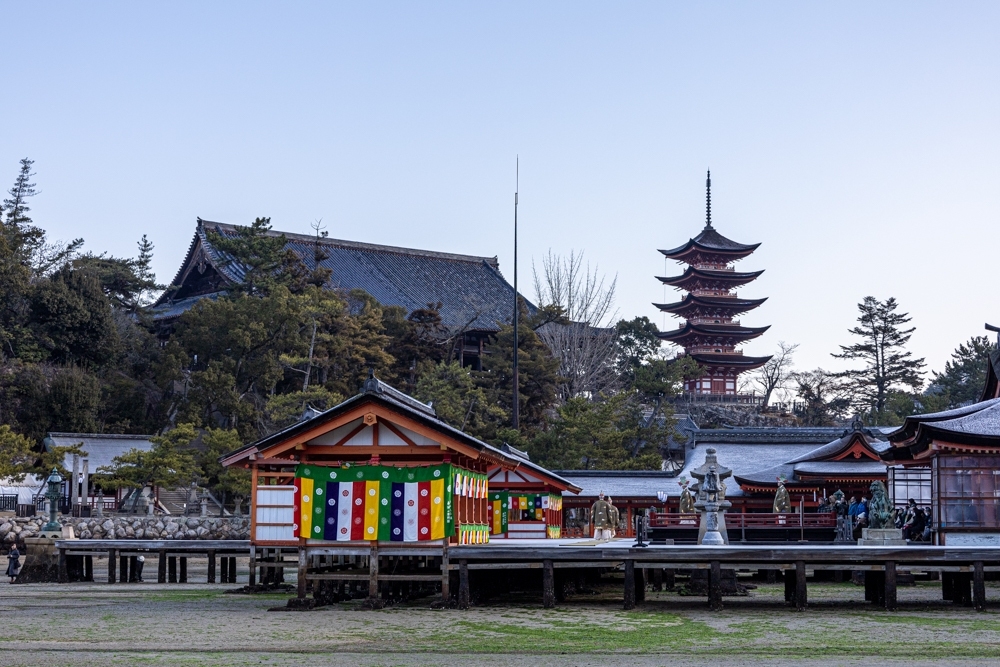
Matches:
[705,170,713,229]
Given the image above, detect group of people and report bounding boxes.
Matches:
[822,492,931,542]
[590,492,620,540]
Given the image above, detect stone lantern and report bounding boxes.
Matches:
[42,468,64,533]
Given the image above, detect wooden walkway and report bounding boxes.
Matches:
[55,539,249,584]
[52,538,1000,612]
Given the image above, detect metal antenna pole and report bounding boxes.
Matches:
[512,157,520,431]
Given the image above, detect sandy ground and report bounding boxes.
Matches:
[1,571,998,666]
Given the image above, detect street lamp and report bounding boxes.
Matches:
[43,467,64,532]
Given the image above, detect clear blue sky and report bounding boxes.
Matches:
[5,2,998,379]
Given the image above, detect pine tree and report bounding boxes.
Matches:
[832,297,926,420]
[931,335,993,408]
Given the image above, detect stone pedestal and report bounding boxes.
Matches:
[858,528,907,546]
[16,536,59,583]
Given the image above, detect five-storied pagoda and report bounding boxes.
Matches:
[654,172,771,399]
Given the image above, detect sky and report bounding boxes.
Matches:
[4,2,999,380]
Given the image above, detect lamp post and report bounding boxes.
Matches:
[43,468,64,532]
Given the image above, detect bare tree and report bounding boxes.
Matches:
[532,250,619,400]
[746,341,798,409]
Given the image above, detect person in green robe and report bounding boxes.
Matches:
[590,492,613,540]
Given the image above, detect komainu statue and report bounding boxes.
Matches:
[868,480,893,529]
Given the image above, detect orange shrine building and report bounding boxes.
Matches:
[221,372,579,551]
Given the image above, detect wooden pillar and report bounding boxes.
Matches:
[635,566,646,604]
[441,546,450,602]
[58,549,68,583]
[208,550,217,583]
[368,545,379,601]
[664,568,675,590]
[84,555,93,582]
[130,556,139,582]
[119,554,128,584]
[623,560,636,610]
[298,549,308,600]
[542,560,555,608]
[229,557,237,583]
[219,554,227,583]
[708,561,723,611]
[652,567,664,591]
[158,550,167,584]
[107,549,117,584]
[884,561,897,612]
[942,571,954,601]
[783,568,795,604]
[974,562,986,612]
[248,547,257,587]
[179,557,188,583]
[458,560,470,609]
[168,556,177,583]
[956,573,973,606]
[795,560,807,611]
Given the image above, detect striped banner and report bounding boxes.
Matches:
[295,463,460,542]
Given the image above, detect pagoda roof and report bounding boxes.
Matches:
[659,226,760,262]
[657,266,764,289]
[658,322,770,344]
[687,353,772,369]
[652,293,767,317]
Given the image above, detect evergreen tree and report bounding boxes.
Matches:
[931,335,993,408]
[832,296,925,420]
[0,425,35,482]
[204,217,303,296]
[414,361,506,442]
[477,300,562,438]
[94,423,200,493]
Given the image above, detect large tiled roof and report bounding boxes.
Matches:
[885,397,1000,459]
[553,471,682,500]
[46,433,156,471]
[156,220,533,333]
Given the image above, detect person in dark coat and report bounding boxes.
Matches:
[6,543,21,583]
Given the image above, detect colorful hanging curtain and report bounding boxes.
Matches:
[489,491,509,535]
[459,523,490,544]
[295,463,470,542]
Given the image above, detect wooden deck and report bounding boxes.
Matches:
[50,537,1000,612]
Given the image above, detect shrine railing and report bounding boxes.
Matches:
[648,512,837,529]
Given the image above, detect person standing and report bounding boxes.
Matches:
[6,543,21,584]
[590,492,613,541]
[607,497,620,538]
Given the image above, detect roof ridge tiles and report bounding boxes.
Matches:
[201,219,500,268]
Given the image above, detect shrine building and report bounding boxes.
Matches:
[221,372,579,548]
[153,219,530,369]
[654,172,771,398]
[881,328,1000,545]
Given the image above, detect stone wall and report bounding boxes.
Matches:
[0,515,250,545]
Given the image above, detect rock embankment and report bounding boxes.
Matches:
[0,515,250,544]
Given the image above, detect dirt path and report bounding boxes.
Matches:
[1,580,997,665]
